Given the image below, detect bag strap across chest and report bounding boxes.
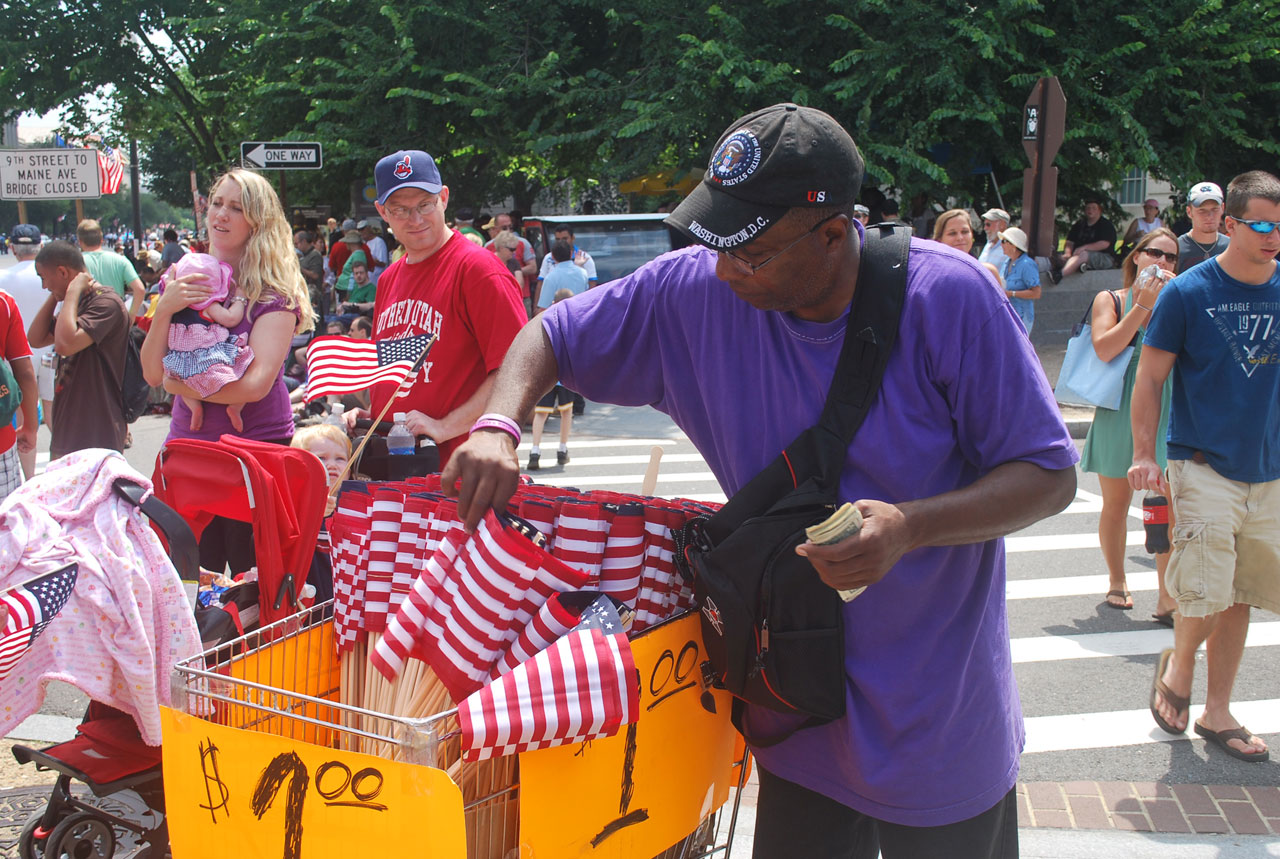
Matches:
[704,223,912,543]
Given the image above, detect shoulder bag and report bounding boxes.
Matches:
[1053,291,1134,411]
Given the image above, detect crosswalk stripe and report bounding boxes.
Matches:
[540,453,709,467]
[1006,531,1144,552]
[1012,623,1280,664]
[532,470,720,488]
[1006,571,1159,600]
[1024,698,1280,754]
[516,438,681,451]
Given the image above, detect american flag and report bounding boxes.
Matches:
[304,334,435,403]
[0,566,78,683]
[459,593,638,761]
[97,146,125,195]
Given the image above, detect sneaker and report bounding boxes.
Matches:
[527,452,540,471]
[557,450,570,466]
[1048,268,1063,285]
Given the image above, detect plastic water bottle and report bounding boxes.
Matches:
[1143,494,1170,554]
[387,412,415,456]
[325,403,345,428]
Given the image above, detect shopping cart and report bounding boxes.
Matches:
[161,603,749,858]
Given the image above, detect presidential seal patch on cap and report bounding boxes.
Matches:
[665,103,864,251]
[710,130,762,187]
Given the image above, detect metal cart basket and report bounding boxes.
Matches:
[162,603,748,858]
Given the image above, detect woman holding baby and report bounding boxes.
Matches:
[141,168,314,570]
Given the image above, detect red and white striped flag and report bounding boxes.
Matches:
[0,566,78,682]
[459,593,638,761]
[97,146,125,195]
[304,334,435,403]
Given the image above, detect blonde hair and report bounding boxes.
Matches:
[210,168,315,333]
[291,424,352,457]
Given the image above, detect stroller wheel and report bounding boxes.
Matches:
[45,811,116,859]
[18,816,52,859]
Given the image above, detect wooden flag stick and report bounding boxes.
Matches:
[327,334,437,496]
[640,445,664,496]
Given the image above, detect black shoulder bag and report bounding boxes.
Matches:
[676,223,911,744]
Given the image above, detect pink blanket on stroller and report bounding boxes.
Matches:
[0,450,201,745]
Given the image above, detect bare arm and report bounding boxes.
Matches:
[53,275,99,356]
[1088,290,1145,363]
[441,320,560,529]
[1128,344,1176,493]
[141,272,213,386]
[201,295,247,328]
[11,356,38,454]
[163,310,296,404]
[799,461,1077,593]
[126,278,145,319]
[26,293,57,350]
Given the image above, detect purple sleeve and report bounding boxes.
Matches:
[539,255,689,408]
[913,247,1079,472]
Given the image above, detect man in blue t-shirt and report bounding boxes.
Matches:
[443,104,1078,857]
[1131,170,1280,763]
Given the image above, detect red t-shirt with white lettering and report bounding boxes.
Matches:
[0,291,33,453]
[371,230,527,464]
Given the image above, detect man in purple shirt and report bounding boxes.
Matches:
[444,104,1078,858]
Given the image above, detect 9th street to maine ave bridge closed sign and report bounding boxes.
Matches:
[1,148,101,200]
[240,141,323,170]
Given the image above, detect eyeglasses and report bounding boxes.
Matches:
[1140,247,1178,262]
[1228,216,1280,235]
[384,197,440,221]
[719,215,841,275]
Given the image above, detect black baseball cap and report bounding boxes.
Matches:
[10,224,40,245]
[666,104,864,251]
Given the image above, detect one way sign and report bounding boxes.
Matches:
[240,141,323,170]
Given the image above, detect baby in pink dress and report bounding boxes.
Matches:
[160,253,254,430]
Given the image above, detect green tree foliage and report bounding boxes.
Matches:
[1,0,1277,220]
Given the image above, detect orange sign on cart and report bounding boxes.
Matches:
[161,708,467,859]
[519,612,739,857]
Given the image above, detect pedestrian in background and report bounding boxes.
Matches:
[1078,228,1179,617]
[1131,171,1280,763]
[998,227,1040,335]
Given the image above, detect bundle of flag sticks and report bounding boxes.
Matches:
[327,474,719,856]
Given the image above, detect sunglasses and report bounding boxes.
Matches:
[1228,216,1280,235]
[1139,247,1178,262]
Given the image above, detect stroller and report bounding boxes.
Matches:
[11,438,328,858]
[10,478,199,859]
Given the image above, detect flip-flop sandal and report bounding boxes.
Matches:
[1151,610,1175,628]
[1105,589,1134,609]
[1150,648,1189,735]
[1194,722,1270,763]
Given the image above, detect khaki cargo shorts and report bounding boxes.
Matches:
[1166,458,1280,617]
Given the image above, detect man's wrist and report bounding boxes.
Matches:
[471,413,521,446]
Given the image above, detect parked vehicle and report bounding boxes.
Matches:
[520,214,690,285]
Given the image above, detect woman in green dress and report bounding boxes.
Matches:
[1079,228,1179,621]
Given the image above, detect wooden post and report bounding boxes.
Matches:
[16,201,27,224]
[74,199,84,224]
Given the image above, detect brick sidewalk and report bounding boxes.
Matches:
[1018,781,1280,836]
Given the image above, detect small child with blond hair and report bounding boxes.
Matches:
[291,424,354,603]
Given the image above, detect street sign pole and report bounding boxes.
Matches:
[1020,77,1066,259]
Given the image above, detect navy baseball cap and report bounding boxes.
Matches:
[666,103,864,251]
[375,150,443,206]
[11,224,40,245]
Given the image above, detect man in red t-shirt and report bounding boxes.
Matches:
[0,288,39,499]
[346,150,526,465]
